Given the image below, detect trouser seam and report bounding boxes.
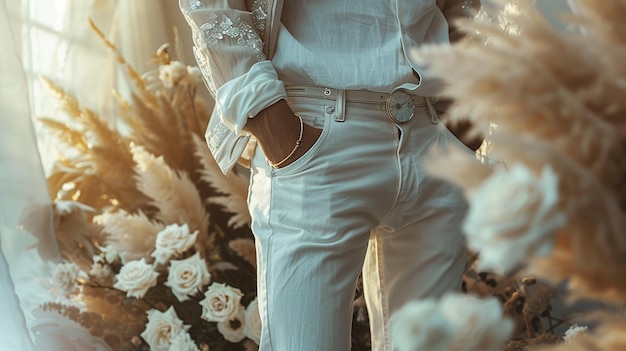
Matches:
[376,235,392,351]
[259,174,276,351]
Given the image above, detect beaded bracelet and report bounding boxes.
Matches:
[269,113,303,169]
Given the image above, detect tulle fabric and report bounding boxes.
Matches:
[0,1,189,349]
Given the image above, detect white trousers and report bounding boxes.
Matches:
[248,89,469,351]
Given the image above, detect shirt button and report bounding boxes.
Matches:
[326,106,336,114]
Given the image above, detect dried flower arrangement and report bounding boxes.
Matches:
[29,0,625,349]
[389,0,626,350]
[32,18,378,351]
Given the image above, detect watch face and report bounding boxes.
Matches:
[386,90,415,123]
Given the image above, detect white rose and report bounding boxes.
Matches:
[53,262,85,297]
[182,66,203,86]
[390,299,452,351]
[159,61,189,88]
[168,331,200,351]
[152,223,199,265]
[217,307,246,343]
[99,245,119,264]
[391,294,513,351]
[89,256,113,281]
[243,298,262,344]
[141,306,190,351]
[200,282,243,323]
[463,164,566,272]
[165,252,212,302]
[113,258,159,299]
[440,294,514,351]
[564,324,588,343]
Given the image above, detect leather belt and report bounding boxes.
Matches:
[285,86,437,124]
[285,86,426,106]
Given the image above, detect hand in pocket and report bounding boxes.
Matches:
[245,100,322,168]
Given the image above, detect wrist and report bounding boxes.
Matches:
[245,100,295,142]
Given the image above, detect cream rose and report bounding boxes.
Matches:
[165,252,212,302]
[390,299,452,351]
[113,258,159,299]
[243,298,262,344]
[168,331,199,351]
[391,294,513,351]
[53,262,85,297]
[152,223,199,265]
[463,164,566,272]
[141,306,189,351]
[564,324,588,343]
[89,256,113,281]
[200,282,243,323]
[159,61,189,88]
[99,245,119,264]
[440,294,514,351]
[217,307,246,343]
[182,66,203,86]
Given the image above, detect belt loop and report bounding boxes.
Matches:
[425,97,439,124]
[335,89,346,122]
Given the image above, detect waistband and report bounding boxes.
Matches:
[285,86,428,106]
[285,85,437,124]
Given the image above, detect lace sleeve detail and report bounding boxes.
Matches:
[199,14,266,61]
[251,0,268,33]
[180,0,270,95]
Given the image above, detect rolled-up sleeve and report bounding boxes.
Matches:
[215,60,286,134]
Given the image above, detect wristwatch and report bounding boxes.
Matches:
[386,90,415,124]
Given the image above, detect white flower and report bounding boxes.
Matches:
[152,223,199,265]
[200,282,243,323]
[217,307,246,343]
[168,331,200,351]
[182,66,203,86]
[463,164,566,272]
[53,262,85,297]
[141,307,190,351]
[89,256,113,280]
[159,61,189,88]
[391,294,513,351]
[113,258,159,299]
[243,298,262,344]
[564,324,588,343]
[99,245,119,264]
[390,299,452,351]
[165,252,212,302]
[441,294,514,351]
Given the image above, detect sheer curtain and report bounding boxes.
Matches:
[0,0,190,349]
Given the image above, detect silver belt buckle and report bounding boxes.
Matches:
[385,90,415,124]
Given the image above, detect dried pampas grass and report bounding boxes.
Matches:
[415,0,626,305]
[96,209,165,264]
[414,0,626,206]
[131,144,209,238]
[194,135,251,229]
[39,77,150,214]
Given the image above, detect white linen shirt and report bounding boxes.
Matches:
[181,0,475,174]
[214,0,468,136]
[272,0,419,92]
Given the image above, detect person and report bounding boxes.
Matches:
[180,0,481,350]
